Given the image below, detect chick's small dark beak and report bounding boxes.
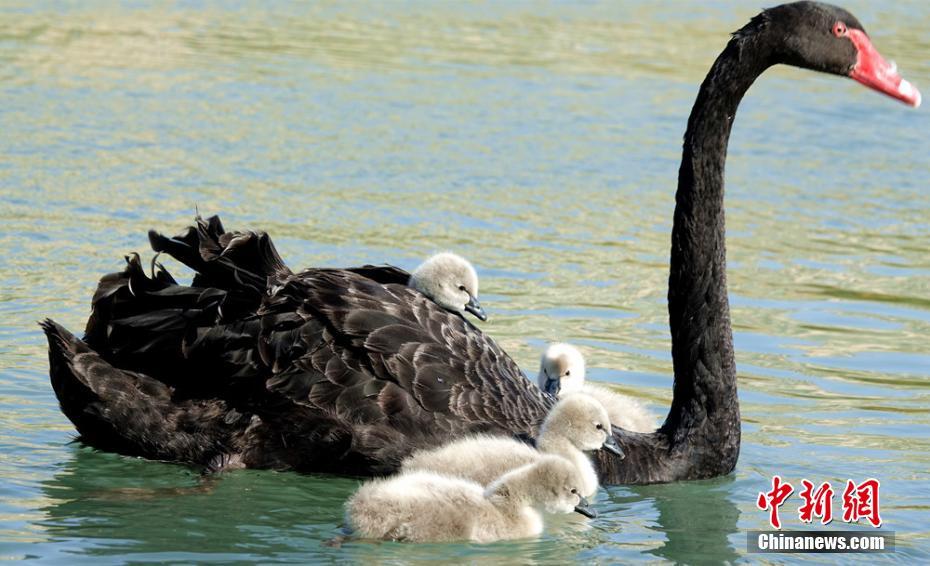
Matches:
[464,295,487,321]
[543,377,561,396]
[574,496,597,519]
[602,434,625,458]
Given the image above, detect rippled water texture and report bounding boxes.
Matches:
[1,1,928,563]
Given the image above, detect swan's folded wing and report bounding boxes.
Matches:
[259,269,551,440]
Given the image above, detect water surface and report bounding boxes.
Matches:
[1,1,928,563]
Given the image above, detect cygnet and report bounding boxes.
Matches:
[401,393,623,497]
[408,252,486,321]
[346,455,594,543]
[538,343,656,433]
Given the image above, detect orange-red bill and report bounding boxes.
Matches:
[848,29,921,107]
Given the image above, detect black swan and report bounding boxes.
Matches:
[42,2,919,484]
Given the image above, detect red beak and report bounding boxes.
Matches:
[847,29,921,107]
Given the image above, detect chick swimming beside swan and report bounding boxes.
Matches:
[539,343,656,433]
[401,393,622,497]
[347,455,592,543]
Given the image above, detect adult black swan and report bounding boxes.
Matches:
[43,2,919,484]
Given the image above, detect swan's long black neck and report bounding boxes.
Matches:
[599,31,775,484]
[666,37,772,438]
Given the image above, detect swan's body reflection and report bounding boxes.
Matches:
[38,447,356,559]
[635,478,740,564]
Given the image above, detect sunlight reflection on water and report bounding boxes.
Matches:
[1,0,928,562]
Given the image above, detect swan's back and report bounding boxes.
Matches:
[259,267,548,447]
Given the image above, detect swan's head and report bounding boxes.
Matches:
[537,343,585,396]
[485,455,595,518]
[540,393,623,457]
[408,252,486,321]
[745,2,919,107]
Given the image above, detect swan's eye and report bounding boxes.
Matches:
[570,488,578,495]
[595,423,604,430]
[832,21,847,37]
[565,370,571,377]
[458,285,466,292]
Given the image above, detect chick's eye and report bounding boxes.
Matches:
[832,21,847,37]
[596,423,604,430]
[571,488,578,495]
[458,285,466,292]
[565,370,571,376]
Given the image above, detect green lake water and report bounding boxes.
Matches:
[1,1,928,563]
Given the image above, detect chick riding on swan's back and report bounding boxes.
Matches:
[42,3,920,485]
[539,343,656,433]
[401,393,622,497]
[408,252,486,321]
[346,455,593,543]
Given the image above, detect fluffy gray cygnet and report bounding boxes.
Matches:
[401,393,623,497]
[408,252,486,321]
[346,455,594,543]
[538,343,656,433]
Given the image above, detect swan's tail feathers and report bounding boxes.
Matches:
[148,214,292,296]
[83,252,214,373]
[84,252,177,352]
[42,319,241,465]
[82,253,265,389]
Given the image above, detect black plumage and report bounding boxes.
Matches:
[49,215,551,475]
[44,2,910,484]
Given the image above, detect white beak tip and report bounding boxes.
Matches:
[899,79,921,108]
